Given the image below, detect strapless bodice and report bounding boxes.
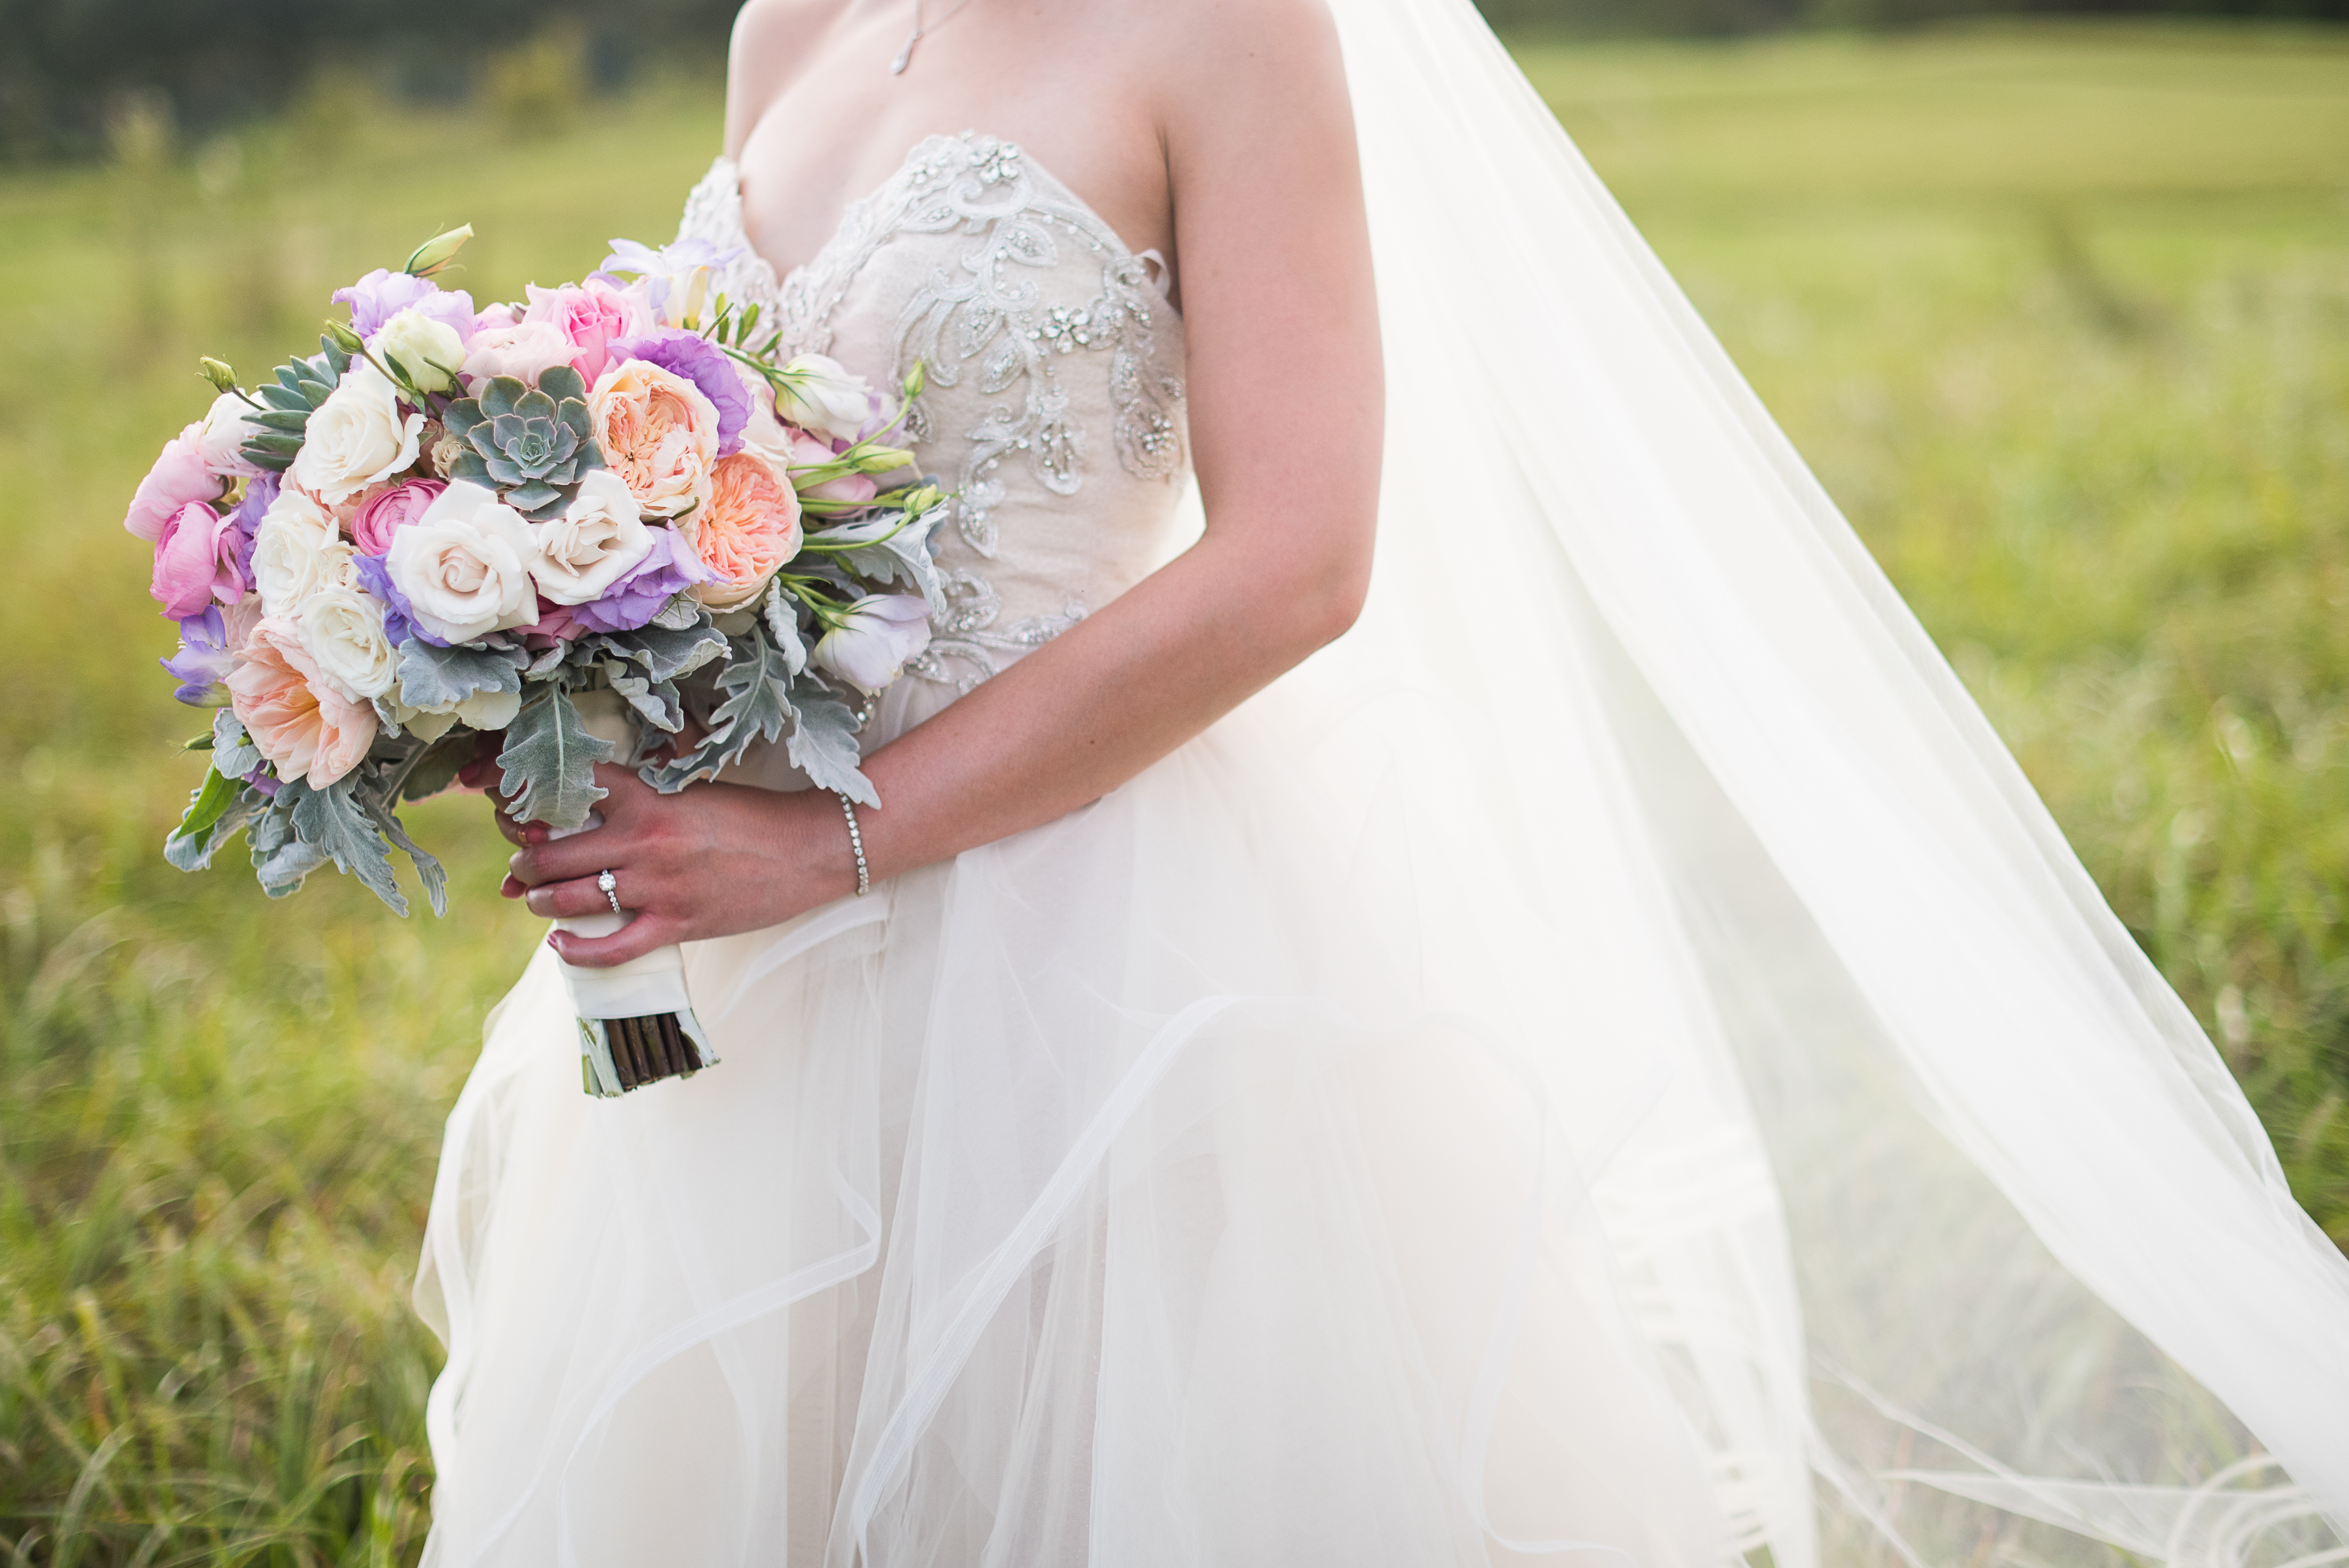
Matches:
[677,133,1192,691]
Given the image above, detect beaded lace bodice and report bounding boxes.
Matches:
[677,132,1192,690]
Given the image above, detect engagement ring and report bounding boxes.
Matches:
[596,869,621,916]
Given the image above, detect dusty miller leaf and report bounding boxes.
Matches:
[247,792,331,897]
[354,780,448,917]
[786,693,875,805]
[640,626,793,793]
[397,639,525,712]
[761,580,810,677]
[286,776,407,914]
[212,709,262,778]
[816,506,947,613]
[589,621,729,684]
[498,688,615,829]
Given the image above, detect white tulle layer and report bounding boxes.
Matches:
[416,679,1743,1568]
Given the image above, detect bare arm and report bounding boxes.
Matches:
[510,0,1383,965]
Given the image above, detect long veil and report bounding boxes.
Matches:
[1308,0,2349,1556]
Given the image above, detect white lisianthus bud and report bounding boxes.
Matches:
[386,480,540,645]
[296,584,399,702]
[291,361,427,505]
[453,687,522,730]
[772,354,889,445]
[371,307,468,395]
[810,594,931,694]
[528,470,652,605]
[253,486,356,618]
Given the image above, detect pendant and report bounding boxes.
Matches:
[890,30,918,73]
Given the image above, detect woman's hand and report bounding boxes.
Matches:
[490,765,859,968]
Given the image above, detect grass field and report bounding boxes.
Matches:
[3,21,2346,1563]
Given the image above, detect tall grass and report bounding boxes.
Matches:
[1,23,2344,1563]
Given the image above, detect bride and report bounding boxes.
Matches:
[415,0,2349,1561]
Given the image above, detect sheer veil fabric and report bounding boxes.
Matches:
[412,0,2349,1563]
[1321,0,2349,1552]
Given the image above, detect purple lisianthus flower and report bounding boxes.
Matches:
[607,328,750,456]
[571,527,717,635]
[332,268,479,343]
[245,769,279,797]
[599,238,741,324]
[226,471,275,594]
[354,551,448,649]
[161,606,238,705]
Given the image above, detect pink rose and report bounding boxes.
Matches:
[518,596,592,650]
[150,501,245,619]
[125,423,225,542]
[459,321,577,390]
[350,478,447,556]
[226,616,377,787]
[523,278,653,385]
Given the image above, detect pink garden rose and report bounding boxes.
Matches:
[349,478,447,556]
[125,423,225,542]
[150,500,246,619]
[459,320,577,390]
[523,278,653,386]
[226,616,376,787]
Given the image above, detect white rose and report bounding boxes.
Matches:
[809,594,932,694]
[386,480,540,644]
[290,361,425,505]
[773,354,887,444]
[195,392,265,477]
[253,487,356,618]
[528,469,652,605]
[371,307,468,395]
[297,585,398,702]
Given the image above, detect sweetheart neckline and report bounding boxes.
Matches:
[716,131,1180,322]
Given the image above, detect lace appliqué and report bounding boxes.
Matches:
[771,133,1186,689]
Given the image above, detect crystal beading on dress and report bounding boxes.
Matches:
[677,132,1190,692]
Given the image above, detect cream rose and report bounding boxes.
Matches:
[290,361,426,506]
[386,480,540,644]
[589,358,719,520]
[297,585,399,702]
[527,469,652,605]
[371,307,468,395]
[253,486,357,618]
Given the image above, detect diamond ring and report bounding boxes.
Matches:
[596,869,621,916]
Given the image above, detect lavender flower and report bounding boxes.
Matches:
[354,551,447,649]
[571,528,716,635]
[161,606,237,705]
[607,329,751,456]
[333,269,478,343]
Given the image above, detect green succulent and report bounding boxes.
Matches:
[443,367,604,516]
[238,337,350,474]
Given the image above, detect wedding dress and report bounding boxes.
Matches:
[414,2,2349,1563]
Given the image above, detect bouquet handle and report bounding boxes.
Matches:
[547,820,718,1097]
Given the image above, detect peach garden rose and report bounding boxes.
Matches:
[589,358,720,521]
[686,451,805,611]
[226,615,377,788]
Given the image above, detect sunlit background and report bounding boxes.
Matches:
[2,3,2345,1560]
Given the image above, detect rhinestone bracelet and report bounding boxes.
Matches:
[836,792,870,897]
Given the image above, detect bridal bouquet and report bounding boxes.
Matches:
[126,224,945,1094]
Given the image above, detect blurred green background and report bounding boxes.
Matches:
[3,17,2346,1565]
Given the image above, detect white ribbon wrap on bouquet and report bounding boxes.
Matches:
[547,812,718,1096]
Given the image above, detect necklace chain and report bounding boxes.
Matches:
[889,0,979,74]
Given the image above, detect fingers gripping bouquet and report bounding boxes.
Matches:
[129,225,947,1096]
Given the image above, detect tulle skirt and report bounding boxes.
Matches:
[417,651,2343,1566]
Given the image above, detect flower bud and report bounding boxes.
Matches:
[855,444,915,474]
[403,224,475,278]
[198,357,239,394]
[321,317,365,355]
[902,360,927,400]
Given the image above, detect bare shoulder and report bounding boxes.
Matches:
[724,0,840,156]
[1136,0,1349,142]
